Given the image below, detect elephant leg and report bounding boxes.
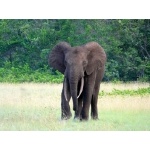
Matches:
[91,86,100,120]
[74,95,83,120]
[91,69,104,119]
[81,72,96,120]
[61,83,72,120]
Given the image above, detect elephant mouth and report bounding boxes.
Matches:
[64,77,84,101]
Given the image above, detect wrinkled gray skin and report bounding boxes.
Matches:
[48,42,106,121]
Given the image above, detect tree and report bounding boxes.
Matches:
[0,19,149,82]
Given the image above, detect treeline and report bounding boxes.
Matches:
[0,19,150,82]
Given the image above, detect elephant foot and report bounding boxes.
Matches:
[80,118,89,121]
[74,113,82,121]
[81,111,89,121]
[61,116,71,120]
[80,115,89,121]
[91,111,99,120]
[74,116,88,121]
[91,116,99,120]
[61,112,72,120]
[73,117,81,122]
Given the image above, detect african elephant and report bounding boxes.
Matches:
[48,41,106,121]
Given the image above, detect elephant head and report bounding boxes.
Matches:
[48,41,106,113]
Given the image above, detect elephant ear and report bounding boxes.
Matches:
[85,42,106,75]
[48,42,71,74]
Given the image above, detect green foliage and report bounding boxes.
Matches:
[0,19,150,82]
[0,62,63,83]
[100,87,150,96]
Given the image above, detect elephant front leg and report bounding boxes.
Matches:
[61,89,72,120]
[81,72,96,121]
[74,96,83,120]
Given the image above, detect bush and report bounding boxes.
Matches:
[0,63,64,83]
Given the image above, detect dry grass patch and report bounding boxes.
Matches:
[101,82,149,92]
[0,82,150,130]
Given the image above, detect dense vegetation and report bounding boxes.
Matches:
[0,19,150,82]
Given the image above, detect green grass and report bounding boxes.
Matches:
[0,82,150,131]
[100,87,150,96]
[0,106,150,131]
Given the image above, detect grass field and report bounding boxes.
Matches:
[0,82,150,131]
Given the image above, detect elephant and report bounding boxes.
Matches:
[48,41,106,121]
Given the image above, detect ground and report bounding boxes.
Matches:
[0,82,149,130]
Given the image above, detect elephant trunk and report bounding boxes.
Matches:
[64,77,84,111]
[67,70,79,111]
[70,81,78,111]
[64,67,84,112]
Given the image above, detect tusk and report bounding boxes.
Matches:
[77,77,84,99]
[64,78,68,101]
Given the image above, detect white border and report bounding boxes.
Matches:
[0,1,149,150]
[0,131,150,150]
[0,0,149,19]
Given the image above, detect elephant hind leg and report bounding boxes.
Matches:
[91,84,100,120]
[91,69,103,120]
[91,95,98,120]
